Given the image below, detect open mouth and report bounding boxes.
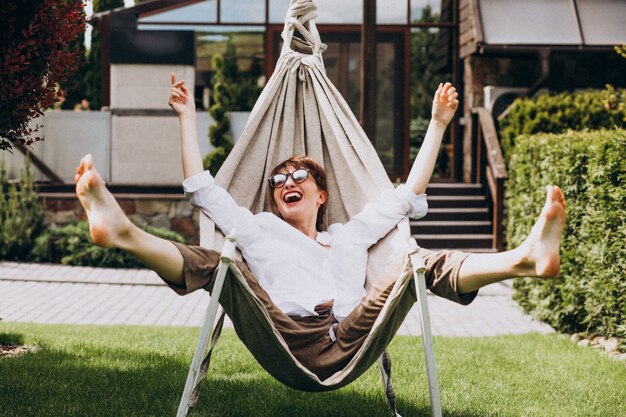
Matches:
[283,191,303,203]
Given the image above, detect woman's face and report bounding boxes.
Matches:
[272,164,327,227]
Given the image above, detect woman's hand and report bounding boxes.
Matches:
[168,72,195,118]
[431,82,459,126]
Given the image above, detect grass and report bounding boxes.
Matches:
[0,323,624,417]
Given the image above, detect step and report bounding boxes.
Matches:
[412,233,493,249]
[427,195,488,209]
[411,220,492,234]
[426,183,484,196]
[414,247,499,253]
[462,248,499,253]
[421,208,491,222]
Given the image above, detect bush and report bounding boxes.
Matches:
[0,0,85,150]
[506,129,626,348]
[204,53,234,173]
[499,87,626,160]
[30,222,187,269]
[0,160,45,260]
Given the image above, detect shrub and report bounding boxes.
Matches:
[0,160,45,260]
[506,129,626,348]
[0,0,85,150]
[221,42,263,112]
[202,47,263,173]
[498,87,626,160]
[204,53,235,174]
[30,222,187,269]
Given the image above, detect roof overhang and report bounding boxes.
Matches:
[463,0,626,57]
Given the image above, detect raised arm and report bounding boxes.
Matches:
[405,82,459,195]
[168,72,204,179]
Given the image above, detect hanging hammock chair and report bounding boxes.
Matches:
[177,1,441,416]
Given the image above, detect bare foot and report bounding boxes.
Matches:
[517,186,567,278]
[75,154,131,248]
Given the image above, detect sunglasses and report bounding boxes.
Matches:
[268,169,310,188]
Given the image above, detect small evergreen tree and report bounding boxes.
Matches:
[204,54,235,174]
[222,42,263,111]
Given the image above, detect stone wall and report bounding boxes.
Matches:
[43,194,200,245]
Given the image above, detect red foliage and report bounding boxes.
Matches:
[0,0,86,151]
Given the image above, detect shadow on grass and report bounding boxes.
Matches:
[0,332,25,345]
[0,342,483,417]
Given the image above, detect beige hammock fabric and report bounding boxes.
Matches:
[198,0,419,391]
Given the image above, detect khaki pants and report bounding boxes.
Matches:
[166,242,476,379]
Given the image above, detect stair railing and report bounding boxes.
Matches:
[470,107,508,251]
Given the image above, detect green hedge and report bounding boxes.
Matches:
[499,87,626,160]
[506,129,626,348]
[30,222,187,268]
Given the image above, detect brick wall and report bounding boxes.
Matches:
[43,194,200,245]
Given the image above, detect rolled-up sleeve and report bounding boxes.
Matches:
[395,184,428,219]
[340,185,429,248]
[182,171,215,194]
[182,171,260,247]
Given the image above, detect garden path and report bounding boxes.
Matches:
[0,261,554,337]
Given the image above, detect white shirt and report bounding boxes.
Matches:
[183,171,428,320]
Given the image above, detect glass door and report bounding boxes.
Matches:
[269,28,408,179]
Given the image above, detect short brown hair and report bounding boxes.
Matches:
[269,156,327,230]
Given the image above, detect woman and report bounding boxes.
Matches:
[74,76,566,378]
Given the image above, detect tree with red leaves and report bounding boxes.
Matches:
[0,0,86,151]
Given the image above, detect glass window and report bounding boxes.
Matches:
[271,0,363,24]
[378,0,408,24]
[479,0,581,44]
[220,0,265,23]
[410,27,453,177]
[576,0,626,45]
[411,0,445,23]
[138,24,264,32]
[138,0,217,24]
[195,30,265,111]
[323,38,361,118]
[309,32,406,176]
[269,0,292,23]
[315,0,362,24]
[375,40,401,175]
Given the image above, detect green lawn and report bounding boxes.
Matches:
[0,323,624,417]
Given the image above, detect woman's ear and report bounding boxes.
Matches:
[318,190,327,206]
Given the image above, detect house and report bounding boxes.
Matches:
[7,0,626,247]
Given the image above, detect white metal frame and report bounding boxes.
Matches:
[410,249,442,417]
[176,235,237,417]
[177,237,442,417]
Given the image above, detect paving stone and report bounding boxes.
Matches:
[0,261,555,336]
